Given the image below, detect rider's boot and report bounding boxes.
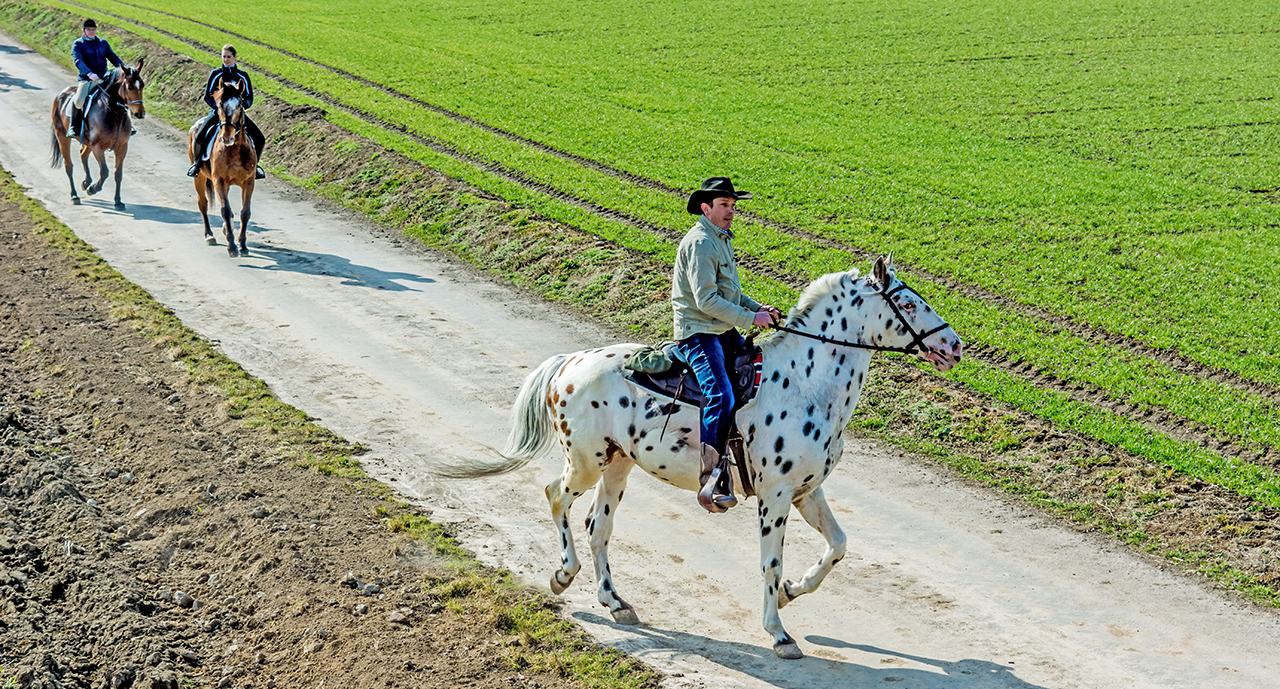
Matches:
[255,166,266,180]
[697,443,737,513]
[67,106,82,139]
[187,162,201,178]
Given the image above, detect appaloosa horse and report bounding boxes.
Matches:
[49,61,146,209]
[188,75,257,257]
[457,255,963,659]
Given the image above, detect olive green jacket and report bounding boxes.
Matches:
[671,216,761,340]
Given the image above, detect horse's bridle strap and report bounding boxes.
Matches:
[773,279,950,355]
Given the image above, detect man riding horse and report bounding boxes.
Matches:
[68,18,124,140]
[187,44,266,180]
[672,177,783,513]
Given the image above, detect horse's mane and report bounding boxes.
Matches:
[763,268,863,351]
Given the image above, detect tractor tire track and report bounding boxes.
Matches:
[76,2,1280,472]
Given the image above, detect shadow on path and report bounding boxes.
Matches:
[574,612,1050,688]
[0,68,38,91]
[102,202,206,225]
[240,244,435,291]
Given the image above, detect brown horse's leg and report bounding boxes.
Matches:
[215,178,237,257]
[111,140,128,210]
[78,142,95,194]
[237,180,253,254]
[51,106,79,205]
[196,175,215,245]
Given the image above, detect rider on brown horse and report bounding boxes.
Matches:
[68,18,124,140]
[187,44,265,180]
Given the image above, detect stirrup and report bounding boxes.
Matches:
[697,460,737,513]
[187,162,200,178]
[255,166,266,180]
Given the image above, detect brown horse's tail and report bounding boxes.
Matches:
[49,98,64,168]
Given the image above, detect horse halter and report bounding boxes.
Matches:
[772,276,952,355]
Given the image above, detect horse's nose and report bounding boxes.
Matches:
[952,338,964,359]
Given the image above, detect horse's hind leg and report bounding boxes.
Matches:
[778,487,846,609]
[78,146,95,194]
[544,449,604,596]
[585,446,638,624]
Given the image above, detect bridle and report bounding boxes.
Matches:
[771,277,951,355]
[103,70,143,111]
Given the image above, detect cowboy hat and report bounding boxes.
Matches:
[687,176,752,214]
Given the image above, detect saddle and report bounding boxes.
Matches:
[624,339,764,497]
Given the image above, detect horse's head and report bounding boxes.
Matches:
[116,58,146,120]
[869,254,964,372]
[213,78,246,144]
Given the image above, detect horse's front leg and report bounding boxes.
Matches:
[57,133,79,205]
[111,143,128,210]
[237,180,253,254]
[544,445,604,596]
[586,449,638,624]
[214,179,237,257]
[758,491,802,659]
[778,487,846,609]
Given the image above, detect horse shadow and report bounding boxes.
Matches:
[574,612,1049,688]
[102,203,205,225]
[239,244,435,291]
[0,44,32,54]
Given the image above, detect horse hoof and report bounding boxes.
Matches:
[114,202,126,210]
[80,180,89,190]
[611,607,640,626]
[549,571,574,595]
[774,641,804,660]
[205,237,217,246]
[238,245,248,255]
[70,197,80,205]
[227,247,239,258]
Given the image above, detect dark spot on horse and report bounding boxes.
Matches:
[807,348,814,360]
[775,437,785,452]
[619,397,630,408]
[628,424,636,437]
[804,474,814,483]
[659,464,666,470]
[765,414,773,426]
[782,378,790,389]
[645,446,653,452]
[775,455,782,466]
[565,384,575,394]
[606,352,616,357]
[604,504,610,515]
[770,558,780,569]
[820,321,829,332]
[669,446,679,453]
[771,371,780,382]
[781,461,793,474]
[603,580,613,592]
[774,516,785,528]
[780,410,788,420]
[841,317,847,330]
[803,421,813,436]
[807,405,814,416]
[592,401,600,408]
[814,430,821,444]
[762,525,772,536]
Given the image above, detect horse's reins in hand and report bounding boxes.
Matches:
[769,282,950,355]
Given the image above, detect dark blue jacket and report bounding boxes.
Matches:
[72,36,122,81]
[203,66,254,110]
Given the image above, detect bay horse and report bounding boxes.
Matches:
[188,75,257,257]
[49,60,146,209]
[457,256,963,659]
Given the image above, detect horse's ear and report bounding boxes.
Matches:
[135,57,144,72]
[873,255,890,288]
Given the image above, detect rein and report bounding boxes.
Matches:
[773,280,950,355]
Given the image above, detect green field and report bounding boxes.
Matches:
[8,0,1280,572]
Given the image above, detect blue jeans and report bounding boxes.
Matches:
[675,329,745,453]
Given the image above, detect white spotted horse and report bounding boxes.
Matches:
[463,255,962,659]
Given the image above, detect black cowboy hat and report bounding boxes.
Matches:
[687,176,752,214]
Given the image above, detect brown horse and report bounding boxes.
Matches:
[49,60,146,209]
[188,76,257,257]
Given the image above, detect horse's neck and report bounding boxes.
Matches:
[761,287,880,424]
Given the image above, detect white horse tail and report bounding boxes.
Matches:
[501,353,570,465]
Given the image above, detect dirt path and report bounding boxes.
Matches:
[3,30,1280,689]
